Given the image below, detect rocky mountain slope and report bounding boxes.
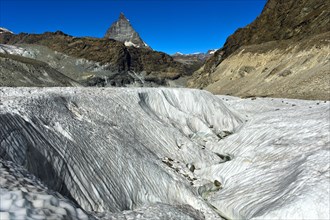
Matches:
[1,87,329,219]
[0,43,142,87]
[0,31,189,87]
[0,49,79,87]
[189,0,330,100]
[105,13,149,48]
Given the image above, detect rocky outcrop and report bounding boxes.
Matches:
[189,0,330,100]
[105,13,149,49]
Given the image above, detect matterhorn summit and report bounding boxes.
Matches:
[105,13,149,49]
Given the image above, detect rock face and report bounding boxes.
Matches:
[0,87,329,219]
[105,13,149,48]
[0,31,189,87]
[189,0,330,100]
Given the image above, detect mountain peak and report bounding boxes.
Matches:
[104,13,149,49]
[119,12,127,20]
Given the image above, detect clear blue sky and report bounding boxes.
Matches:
[0,0,266,54]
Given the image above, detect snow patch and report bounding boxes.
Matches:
[208,49,218,55]
[0,27,13,34]
[124,41,139,48]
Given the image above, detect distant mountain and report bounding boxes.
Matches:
[172,50,217,61]
[173,52,203,58]
[104,13,149,49]
[171,50,218,73]
[0,27,13,34]
[189,0,330,100]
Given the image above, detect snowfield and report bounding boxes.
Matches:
[0,87,329,219]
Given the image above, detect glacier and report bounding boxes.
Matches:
[0,87,329,219]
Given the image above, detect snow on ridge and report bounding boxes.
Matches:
[124,40,139,48]
[124,40,150,49]
[0,27,13,34]
[208,49,218,54]
[173,52,184,56]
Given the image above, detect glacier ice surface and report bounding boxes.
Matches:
[0,88,329,219]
